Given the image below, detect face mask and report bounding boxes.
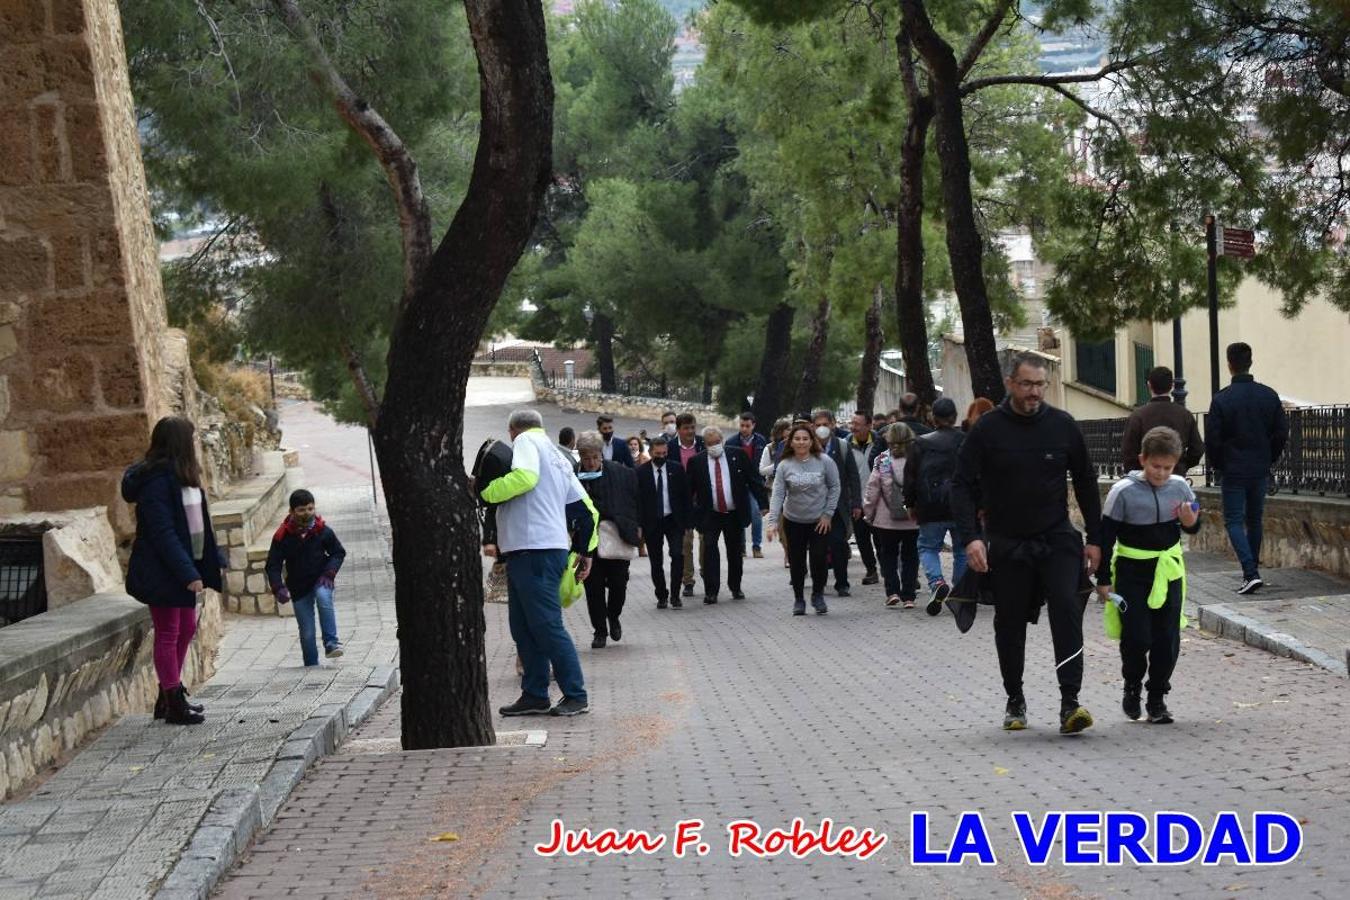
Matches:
[815,426,832,441]
[707,444,725,459]
[576,469,603,481]
[652,456,666,467]
[663,423,677,435]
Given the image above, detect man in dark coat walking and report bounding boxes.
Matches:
[688,426,767,603]
[1121,366,1205,474]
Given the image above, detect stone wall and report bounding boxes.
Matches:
[0,590,222,801]
[215,452,300,617]
[0,0,174,537]
[0,507,121,609]
[533,383,737,430]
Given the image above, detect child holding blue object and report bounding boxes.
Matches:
[266,489,347,666]
[1095,427,1201,724]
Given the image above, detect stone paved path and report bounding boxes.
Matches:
[218,538,1350,898]
[0,485,396,899]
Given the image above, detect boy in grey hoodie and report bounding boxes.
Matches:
[1095,426,1201,724]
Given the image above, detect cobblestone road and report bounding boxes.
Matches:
[218,397,1350,900]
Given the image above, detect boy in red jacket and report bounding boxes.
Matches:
[266,489,347,665]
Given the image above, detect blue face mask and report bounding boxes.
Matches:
[577,469,603,481]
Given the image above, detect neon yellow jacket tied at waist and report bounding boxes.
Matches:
[1104,541,1188,639]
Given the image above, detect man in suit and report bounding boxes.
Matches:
[670,412,705,598]
[637,436,693,609]
[724,411,769,558]
[688,427,767,603]
[597,414,635,468]
[812,408,862,596]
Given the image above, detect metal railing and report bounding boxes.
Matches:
[475,346,542,364]
[0,538,48,628]
[1079,405,1349,497]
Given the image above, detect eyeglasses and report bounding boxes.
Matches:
[1013,380,1048,390]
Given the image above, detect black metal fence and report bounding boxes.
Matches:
[1079,405,1349,497]
[476,346,541,364]
[0,538,48,628]
[539,369,708,405]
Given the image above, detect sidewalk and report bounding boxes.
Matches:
[0,485,397,899]
[1183,550,1350,677]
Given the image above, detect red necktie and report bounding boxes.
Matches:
[714,458,728,513]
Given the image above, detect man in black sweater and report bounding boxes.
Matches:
[950,353,1103,735]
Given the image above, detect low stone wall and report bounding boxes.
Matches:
[0,590,222,801]
[533,384,736,430]
[471,360,533,378]
[1073,481,1350,581]
[215,452,301,617]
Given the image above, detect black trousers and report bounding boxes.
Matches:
[785,519,829,599]
[988,530,1087,704]
[645,515,684,601]
[700,511,744,596]
[1115,556,1183,698]
[584,557,629,637]
[854,517,879,574]
[827,511,851,589]
[873,527,920,599]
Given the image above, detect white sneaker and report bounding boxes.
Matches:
[1236,578,1263,595]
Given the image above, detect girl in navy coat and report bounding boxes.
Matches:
[122,417,224,725]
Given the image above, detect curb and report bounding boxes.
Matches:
[154,664,400,899]
[1198,604,1349,678]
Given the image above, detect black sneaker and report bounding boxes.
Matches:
[1003,696,1027,731]
[1122,683,1142,721]
[551,696,589,717]
[1237,577,1263,595]
[1059,703,1094,735]
[861,570,879,586]
[499,693,551,717]
[793,597,806,616]
[926,581,950,616]
[682,584,695,598]
[1146,699,1174,724]
[670,596,683,609]
[704,594,718,605]
[731,589,745,600]
[811,593,828,615]
[608,619,622,642]
[656,597,669,610]
[591,634,606,649]
[835,586,851,597]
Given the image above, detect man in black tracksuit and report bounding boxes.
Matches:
[950,353,1103,735]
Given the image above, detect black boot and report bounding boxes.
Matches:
[154,688,166,720]
[182,686,204,714]
[1122,682,1143,720]
[164,685,205,725]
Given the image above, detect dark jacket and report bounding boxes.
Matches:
[900,416,933,437]
[687,449,767,530]
[637,458,693,532]
[603,434,635,468]
[1205,374,1289,481]
[821,435,861,516]
[1121,396,1205,473]
[122,462,224,608]
[265,516,346,600]
[903,426,966,523]
[725,431,768,469]
[950,400,1102,548]
[472,438,513,546]
[581,461,641,548]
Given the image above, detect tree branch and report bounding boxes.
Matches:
[961,57,1139,95]
[271,0,432,301]
[1042,80,1128,141]
[956,0,1016,81]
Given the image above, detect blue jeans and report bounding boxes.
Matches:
[293,585,340,667]
[747,493,763,550]
[1221,476,1268,579]
[918,522,967,590]
[506,549,586,703]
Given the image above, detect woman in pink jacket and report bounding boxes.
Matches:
[863,423,921,607]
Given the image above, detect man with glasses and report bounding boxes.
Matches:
[950,353,1103,735]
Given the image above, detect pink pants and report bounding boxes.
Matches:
[149,606,198,689]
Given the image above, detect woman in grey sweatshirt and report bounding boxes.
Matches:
[766,424,841,615]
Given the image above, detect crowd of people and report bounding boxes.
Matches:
[472,341,1289,729]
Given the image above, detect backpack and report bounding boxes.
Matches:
[471,438,513,508]
[916,432,962,512]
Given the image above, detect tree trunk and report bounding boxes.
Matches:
[752,301,795,427]
[369,0,554,750]
[593,312,617,392]
[893,84,939,405]
[857,284,884,413]
[793,295,831,413]
[900,0,1006,404]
